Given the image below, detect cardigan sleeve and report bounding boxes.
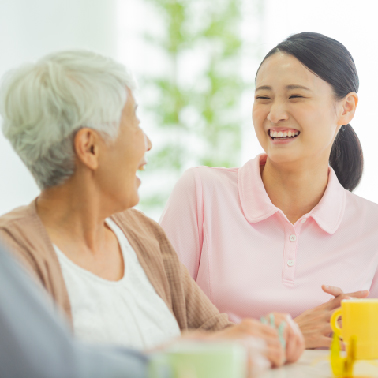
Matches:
[158,226,232,332]
[160,168,204,280]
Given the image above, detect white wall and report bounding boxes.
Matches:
[0,0,117,215]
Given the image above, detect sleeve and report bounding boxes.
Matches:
[160,168,204,280]
[157,228,232,332]
[178,260,233,331]
[0,242,148,378]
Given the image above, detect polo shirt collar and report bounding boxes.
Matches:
[238,154,278,223]
[310,167,346,234]
[238,154,346,234]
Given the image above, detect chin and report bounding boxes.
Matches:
[130,193,141,209]
[266,149,302,165]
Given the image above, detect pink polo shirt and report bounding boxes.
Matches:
[160,154,378,321]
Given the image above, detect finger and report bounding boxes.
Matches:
[322,285,370,299]
[322,285,343,296]
[247,353,270,378]
[242,338,270,378]
[293,332,305,362]
[239,319,278,338]
[325,294,351,310]
[346,290,369,298]
[318,335,333,348]
[284,318,304,363]
[320,323,333,337]
[264,343,285,367]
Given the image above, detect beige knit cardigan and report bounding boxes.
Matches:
[0,200,232,332]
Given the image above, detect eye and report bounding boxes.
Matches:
[255,96,270,100]
[289,95,304,99]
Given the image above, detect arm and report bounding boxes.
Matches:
[0,243,148,378]
[160,168,203,279]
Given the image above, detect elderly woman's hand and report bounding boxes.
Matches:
[207,315,304,367]
[294,286,369,349]
[209,318,284,367]
[266,313,305,364]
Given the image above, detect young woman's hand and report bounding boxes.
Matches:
[321,285,369,299]
[294,286,369,349]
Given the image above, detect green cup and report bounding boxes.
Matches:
[148,342,247,378]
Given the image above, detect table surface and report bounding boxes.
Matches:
[259,350,378,378]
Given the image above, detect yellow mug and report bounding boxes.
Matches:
[331,299,378,360]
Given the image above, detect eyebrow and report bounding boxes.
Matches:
[255,84,311,92]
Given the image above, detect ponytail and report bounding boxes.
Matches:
[329,124,363,191]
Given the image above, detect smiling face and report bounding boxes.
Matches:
[96,88,152,210]
[253,52,344,166]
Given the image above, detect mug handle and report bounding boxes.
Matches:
[331,308,342,338]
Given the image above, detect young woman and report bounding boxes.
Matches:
[160,32,378,349]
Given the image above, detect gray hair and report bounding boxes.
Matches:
[0,50,136,190]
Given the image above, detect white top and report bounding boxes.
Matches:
[54,219,181,350]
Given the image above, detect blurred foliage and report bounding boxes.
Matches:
[138,0,260,214]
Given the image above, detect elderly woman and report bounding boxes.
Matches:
[0,50,303,366]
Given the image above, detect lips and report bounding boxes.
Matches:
[137,162,147,171]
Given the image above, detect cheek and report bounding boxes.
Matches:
[252,107,268,138]
[298,111,337,148]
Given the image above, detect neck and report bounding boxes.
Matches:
[36,176,113,253]
[261,156,329,224]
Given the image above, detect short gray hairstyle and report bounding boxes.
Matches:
[0,50,136,190]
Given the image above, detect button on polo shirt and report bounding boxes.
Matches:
[160,154,378,321]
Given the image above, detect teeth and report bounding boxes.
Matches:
[270,130,299,139]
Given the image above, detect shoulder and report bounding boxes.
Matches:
[176,166,240,193]
[0,203,35,229]
[343,191,378,238]
[345,191,378,216]
[0,202,68,311]
[0,201,57,268]
[0,202,43,246]
[112,208,169,244]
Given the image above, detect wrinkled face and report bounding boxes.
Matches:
[97,88,151,210]
[253,52,342,165]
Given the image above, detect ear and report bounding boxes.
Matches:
[74,128,100,170]
[338,92,358,127]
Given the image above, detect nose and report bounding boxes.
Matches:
[267,101,289,124]
[144,133,152,152]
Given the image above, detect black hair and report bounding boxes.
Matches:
[258,32,363,191]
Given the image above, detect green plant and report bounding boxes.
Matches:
[136,0,261,218]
